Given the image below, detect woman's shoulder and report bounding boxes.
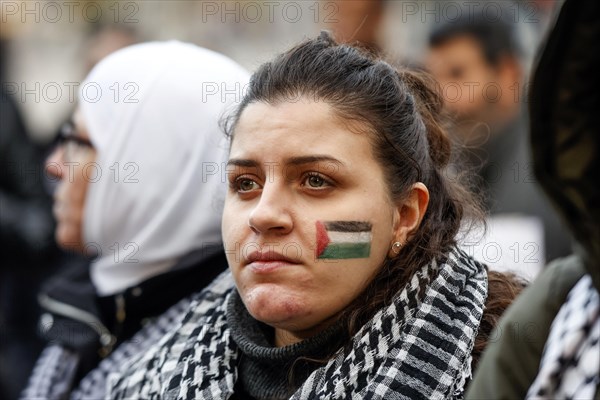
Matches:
[177,270,236,328]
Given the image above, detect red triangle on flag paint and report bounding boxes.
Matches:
[315,221,331,258]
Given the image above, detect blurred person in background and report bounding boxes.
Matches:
[467,0,600,397]
[22,41,249,400]
[425,2,570,277]
[0,23,62,400]
[0,23,140,400]
[326,0,384,52]
[83,25,139,74]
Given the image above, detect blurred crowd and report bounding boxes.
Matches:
[2,1,598,399]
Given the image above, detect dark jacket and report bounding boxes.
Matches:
[35,248,227,386]
[466,0,600,398]
[466,256,589,399]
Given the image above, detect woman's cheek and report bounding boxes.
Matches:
[222,215,242,268]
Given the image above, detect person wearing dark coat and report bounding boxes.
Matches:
[466,0,600,398]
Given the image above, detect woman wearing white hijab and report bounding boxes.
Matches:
[22,41,249,399]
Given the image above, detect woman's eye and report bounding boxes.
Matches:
[237,178,260,192]
[308,175,324,187]
[303,173,331,189]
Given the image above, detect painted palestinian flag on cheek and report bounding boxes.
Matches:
[315,221,372,259]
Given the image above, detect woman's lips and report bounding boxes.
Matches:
[245,250,301,273]
[248,260,298,273]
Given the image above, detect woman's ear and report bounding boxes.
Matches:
[393,182,429,244]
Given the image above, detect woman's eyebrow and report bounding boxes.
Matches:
[227,156,345,168]
[227,158,259,168]
[286,155,345,167]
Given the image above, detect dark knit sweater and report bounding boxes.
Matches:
[226,291,344,400]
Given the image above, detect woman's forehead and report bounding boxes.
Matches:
[236,99,335,132]
[232,100,374,156]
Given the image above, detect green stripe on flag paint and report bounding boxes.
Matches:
[317,242,371,259]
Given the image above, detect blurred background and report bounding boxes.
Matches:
[2,0,556,142]
[0,1,565,398]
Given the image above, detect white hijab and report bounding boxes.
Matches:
[79,41,248,295]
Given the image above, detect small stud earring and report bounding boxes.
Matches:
[391,241,403,255]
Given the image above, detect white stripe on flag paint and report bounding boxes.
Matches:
[327,230,372,244]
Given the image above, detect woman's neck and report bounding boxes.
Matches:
[274,314,341,347]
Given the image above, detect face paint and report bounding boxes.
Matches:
[315,221,372,259]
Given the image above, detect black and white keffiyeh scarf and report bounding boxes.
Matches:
[21,271,234,400]
[109,247,487,400]
[527,275,600,399]
[21,295,197,400]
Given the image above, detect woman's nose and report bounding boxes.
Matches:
[45,147,65,180]
[248,184,293,235]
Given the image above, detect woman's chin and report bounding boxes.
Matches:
[241,284,311,327]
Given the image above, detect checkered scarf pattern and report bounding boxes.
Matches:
[20,271,234,400]
[109,247,487,400]
[527,275,600,399]
[21,344,80,400]
[71,295,194,400]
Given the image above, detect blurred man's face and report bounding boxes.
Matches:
[425,35,502,130]
[329,0,383,49]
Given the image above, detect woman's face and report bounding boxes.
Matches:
[223,98,407,346]
[46,108,96,253]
